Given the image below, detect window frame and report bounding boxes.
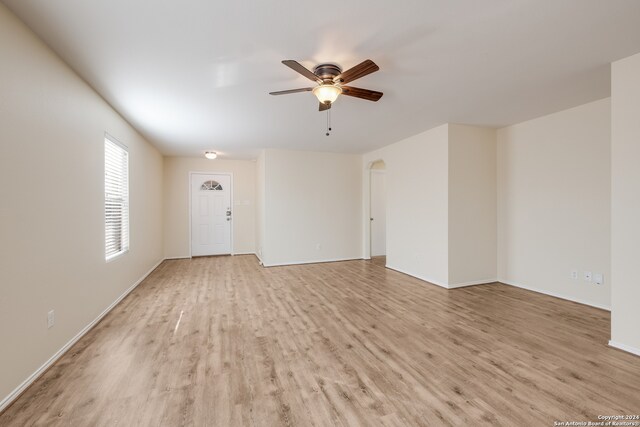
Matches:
[104,134,130,262]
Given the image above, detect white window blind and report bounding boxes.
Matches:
[105,136,129,260]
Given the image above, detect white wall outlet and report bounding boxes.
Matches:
[316,243,322,251]
[594,273,604,285]
[570,270,578,280]
[584,271,592,282]
[47,310,55,329]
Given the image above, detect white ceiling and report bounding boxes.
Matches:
[4,0,640,159]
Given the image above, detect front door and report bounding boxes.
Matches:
[191,173,232,256]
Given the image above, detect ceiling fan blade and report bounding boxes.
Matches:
[282,60,322,83]
[341,86,383,102]
[269,88,313,96]
[334,60,379,84]
[319,102,331,111]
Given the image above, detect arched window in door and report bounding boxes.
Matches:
[201,180,223,191]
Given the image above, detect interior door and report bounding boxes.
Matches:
[370,170,386,257]
[191,173,232,256]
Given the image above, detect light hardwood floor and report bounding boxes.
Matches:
[1,255,639,426]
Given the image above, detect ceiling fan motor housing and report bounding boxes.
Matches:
[313,63,342,82]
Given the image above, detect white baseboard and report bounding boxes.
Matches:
[609,340,640,357]
[166,253,256,259]
[385,265,496,290]
[262,257,362,268]
[448,278,498,289]
[499,279,611,311]
[0,258,164,413]
[385,264,449,289]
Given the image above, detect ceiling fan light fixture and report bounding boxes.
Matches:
[204,151,217,160]
[312,84,342,104]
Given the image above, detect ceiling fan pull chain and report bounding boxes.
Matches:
[326,109,330,136]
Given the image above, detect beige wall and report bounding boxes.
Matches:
[611,53,640,354]
[448,124,497,286]
[261,149,362,266]
[163,157,256,258]
[497,98,611,309]
[363,124,497,288]
[363,125,451,286]
[0,3,164,407]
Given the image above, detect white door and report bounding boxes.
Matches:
[370,170,386,256]
[191,173,232,256]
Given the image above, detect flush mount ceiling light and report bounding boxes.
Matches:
[204,151,217,160]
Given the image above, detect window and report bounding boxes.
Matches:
[201,180,223,191]
[105,135,129,260]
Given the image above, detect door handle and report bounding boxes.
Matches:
[370,217,374,221]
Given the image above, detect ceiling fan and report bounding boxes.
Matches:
[269,59,383,111]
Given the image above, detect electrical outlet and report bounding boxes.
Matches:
[570,270,578,280]
[584,271,592,282]
[47,310,55,329]
[316,243,322,251]
[594,273,604,285]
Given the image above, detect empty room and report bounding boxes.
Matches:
[1,0,640,425]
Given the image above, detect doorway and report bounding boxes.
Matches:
[190,173,233,256]
[370,160,386,257]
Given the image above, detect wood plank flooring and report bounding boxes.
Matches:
[1,255,639,426]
